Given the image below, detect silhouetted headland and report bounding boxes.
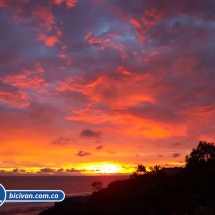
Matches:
[39,141,215,215]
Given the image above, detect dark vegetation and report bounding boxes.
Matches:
[91,181,103,192]
[39,141,215,215]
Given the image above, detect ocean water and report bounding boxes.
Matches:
[0,176,129,215]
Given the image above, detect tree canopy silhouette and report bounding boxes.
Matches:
[185,141,215,168]
[130,164,146,178]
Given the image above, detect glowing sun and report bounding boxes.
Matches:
[85,163,121,174]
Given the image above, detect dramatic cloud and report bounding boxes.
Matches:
[76,151,91,157]
[80,129,101,138]
[0,0,215,174]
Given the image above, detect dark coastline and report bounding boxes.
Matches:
[38,142,215,215]
[38,196,90,215]
[38,169,215,215]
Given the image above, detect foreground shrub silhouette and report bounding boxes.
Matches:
[185,141,215,168]
[194,205,214,215]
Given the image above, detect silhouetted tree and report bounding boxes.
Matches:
[130,164,147,178]
[149,165,162,173]
[185,141,215,168]
[136,164,146,174]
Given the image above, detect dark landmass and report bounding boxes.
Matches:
[38,196,90,215]
[39,141,215,215]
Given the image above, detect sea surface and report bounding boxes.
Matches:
[0,175,129,215]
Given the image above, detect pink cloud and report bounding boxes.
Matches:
[141,8,163,27]
[130,18,141,28]
[0,0,29,7]
[0,90,29,108]
[37,33,60,47]
[35,63,45,73]
[53,0,78,8]
[87,36,124,51]
[0,0,8,7]
[53,0,64,4]
[55,26,62,37]
[2,74,46,88]
[85,31,92,40]
[65,109,113,125]
[32,6,54,31]
[59,54,73,65]
[88,37,110,44]
[66,0,78,8]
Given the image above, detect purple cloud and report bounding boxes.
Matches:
[173,153,181,158]
[80,129,101,138]
[76,151,91,157]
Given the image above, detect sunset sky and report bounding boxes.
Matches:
[0,0,215,175]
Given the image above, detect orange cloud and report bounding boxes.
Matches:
[117,66,132,76]
[57,72,154,110]
[87,74,154,106]
[66,108,187,139]
[120,114,188,139]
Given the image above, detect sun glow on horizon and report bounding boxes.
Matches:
[84,163,122,174]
